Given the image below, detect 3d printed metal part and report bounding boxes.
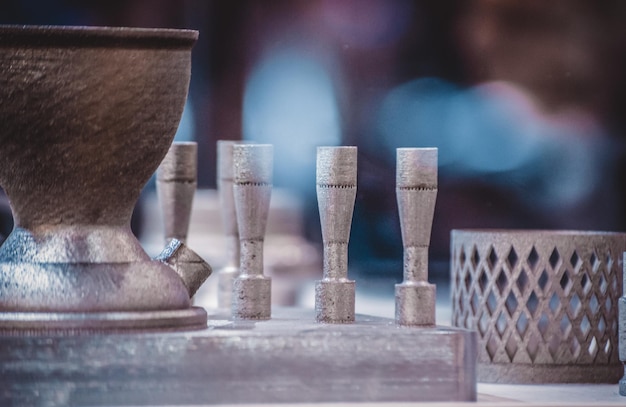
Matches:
[618,253,626,396]
[216,140,241,310]
[157,141,198,244]
[155,142,211,299]
[0,25,208,331]
[231,144,273,320]
[315,146,357,324]
[452,229,625,383]
[395,147,437,326]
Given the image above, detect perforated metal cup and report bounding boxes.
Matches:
[451,229,626,383]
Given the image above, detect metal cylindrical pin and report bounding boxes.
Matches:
[216,140,240,309]
[315,146,357,323]
[403,246,429,283]
[231,144,273,320]
[156,142,197,244]
[617,253,626,396]
[395,148,438,326]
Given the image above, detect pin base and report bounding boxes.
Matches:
[232,275,271,320]
[315,279,355,323]
[395,282,436,326]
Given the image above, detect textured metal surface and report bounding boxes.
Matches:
[315,146,357,323]
[0,258,189,312]
[0,308,477,405]
[451,229,626,383]
[0,25,195,229]
[618,253,626,396]
[232,144,273,319]
[155,142,211,299]
[157,141,197,244]
[0,26,208,329]
[216,140,240,309]
[155,239,212,298]
[0,307,207,332]
[395,148,437,326]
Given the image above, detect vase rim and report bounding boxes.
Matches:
[0,25,198,48]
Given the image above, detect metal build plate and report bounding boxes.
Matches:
[0,308,477,406]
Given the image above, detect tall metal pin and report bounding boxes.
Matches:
[156,141,197,244]
[395,147,437,326]
[617,252,626,396]
[231,144,273,320]
[315,146,357,323]
[216,140,240,309]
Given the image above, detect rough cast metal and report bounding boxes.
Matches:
[231,144,273,320]
[618,253,626,396]
[0,25,208,330]
[315,146,357,323]
[0,308,477,405]
[154,239,211,299]
[157,141,197,244]
[216,140,240,309]
[395,147,437,326]
[451,229,626,383]
[155,142,211,299]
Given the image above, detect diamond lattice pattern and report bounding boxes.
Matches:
[451,240,621,365]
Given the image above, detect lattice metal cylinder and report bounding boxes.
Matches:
[451,230,626,383]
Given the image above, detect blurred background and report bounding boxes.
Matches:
[1,0,626,314]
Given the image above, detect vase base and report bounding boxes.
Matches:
[0,307,207,334]
[0,260,192,312]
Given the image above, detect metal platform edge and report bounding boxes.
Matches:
[0,307,477,406]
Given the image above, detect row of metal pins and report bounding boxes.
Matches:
[160,141,273,319]
[160,141,437,325]
[314,146,438,326]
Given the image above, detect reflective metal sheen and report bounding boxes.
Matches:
[395,148,438,326]
[231,144,273,320]
[315,146,357,323]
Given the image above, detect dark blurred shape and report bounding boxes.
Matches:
[351,0,626,278]
[459,0,626,125]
